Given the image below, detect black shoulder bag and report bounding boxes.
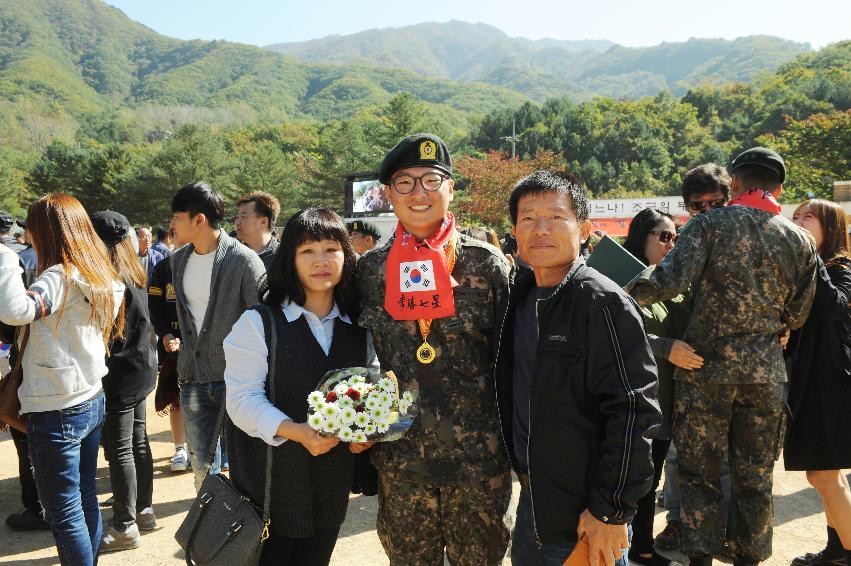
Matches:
[175,305,277,566]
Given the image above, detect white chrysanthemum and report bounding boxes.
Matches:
[364,423,377,436]
[323,415,341,432]
[365,396,380,410]
[377,392,392,406]
[307,391,324,408]
[338,396,354,409]
[352,430,367,443]
[314,400,327,413]
[322,403,339,418]
[402,391,414,404]
[352,374,367,384]
[340,406,357,426]
[376,422,390,434]
[371,406,389,423]
[338,426,354,442]
[377,377,395,393]
[398,400,410,415]
[353,412,371,428]
[307,413,326,430]
[333,383,350,395]
[352,382,369,395]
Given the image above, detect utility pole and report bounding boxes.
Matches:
[500,119,521,159]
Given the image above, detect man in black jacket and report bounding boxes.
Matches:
[494,170,660,566]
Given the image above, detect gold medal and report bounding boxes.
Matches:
[416,341,436,364]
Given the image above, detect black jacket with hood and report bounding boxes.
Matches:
[493,257,661,544]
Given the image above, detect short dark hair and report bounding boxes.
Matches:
[156,227,168,241]
[681,163,731,203]
[623,208,676,266]
[171,182,224,229]
[236,191,281,231]
[732,164,782,191]
[509,170,589,225]
[261,208,358,317]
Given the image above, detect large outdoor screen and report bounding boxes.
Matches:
[345,175,392,215]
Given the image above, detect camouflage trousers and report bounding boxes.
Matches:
[376,471,511,565]
[672,382,785,562]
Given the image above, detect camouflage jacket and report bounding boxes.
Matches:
[356,232,511,484]
[627,205,818,385]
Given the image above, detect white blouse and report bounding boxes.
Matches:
[224,301,378,446]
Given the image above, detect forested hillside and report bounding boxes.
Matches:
[0,0,847,232]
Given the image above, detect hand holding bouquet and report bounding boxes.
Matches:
[306,368,417,442]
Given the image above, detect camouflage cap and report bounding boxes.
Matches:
[378,133,452,185]
[729,147,786,184]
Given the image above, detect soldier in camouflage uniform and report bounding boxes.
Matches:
[627,147,818,566]
[356,133,511,565]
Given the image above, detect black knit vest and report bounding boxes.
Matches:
[227,307,368,538]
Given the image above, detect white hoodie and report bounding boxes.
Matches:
[0,252,124,414]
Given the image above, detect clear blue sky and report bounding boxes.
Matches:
[104,0,848,49]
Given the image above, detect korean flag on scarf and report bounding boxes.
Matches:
[400,261,437,292]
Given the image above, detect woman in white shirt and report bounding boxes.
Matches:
[224,208,374,566]
[0,193,124,566]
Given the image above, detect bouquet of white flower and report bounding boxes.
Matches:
[306,368,418,442]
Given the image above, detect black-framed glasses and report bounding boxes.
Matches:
[688,198,726,211]
[390,172,450,194]
[648,229,678,244]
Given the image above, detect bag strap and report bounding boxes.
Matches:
[10,325,30,376]
[257,304,277,532]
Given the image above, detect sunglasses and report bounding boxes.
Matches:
[688,198,727,211]
[648,229,678,244]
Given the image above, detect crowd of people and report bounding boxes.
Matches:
[0,133,848,566]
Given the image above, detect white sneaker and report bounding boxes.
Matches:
[170,448,188,472]
[99,523,141,553]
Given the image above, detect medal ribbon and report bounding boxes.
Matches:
[416,234,458,348]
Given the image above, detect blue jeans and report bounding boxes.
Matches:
[511,485,630,566]
[27,393,105,566]
[179,381,225,490]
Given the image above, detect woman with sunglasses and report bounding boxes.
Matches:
[784,199,851,566]
[624,207,701,566]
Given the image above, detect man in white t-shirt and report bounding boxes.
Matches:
[169,182,266,489]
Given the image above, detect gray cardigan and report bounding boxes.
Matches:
[172,232,265,384]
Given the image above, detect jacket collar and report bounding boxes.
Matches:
[510,256,586,303]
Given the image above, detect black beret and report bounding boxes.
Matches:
[729,147,786,184]
[90,210,132,247]
[0,211,13,232]
[347,221,381,240]
[378,133,452,185]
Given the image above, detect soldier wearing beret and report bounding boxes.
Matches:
[355,133,511,564]
[347,221,381,255]
[627,147,818,566]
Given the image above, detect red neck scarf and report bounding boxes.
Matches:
[384,213,458,321]
[728,188,782,215]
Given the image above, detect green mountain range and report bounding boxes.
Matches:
[0,0,527,126]
[266,20,811,100]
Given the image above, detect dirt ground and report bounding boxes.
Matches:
[0,396,833,565]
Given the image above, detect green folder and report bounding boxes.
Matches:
[586,235,647,287]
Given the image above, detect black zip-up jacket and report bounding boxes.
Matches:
[493,258,661,544]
